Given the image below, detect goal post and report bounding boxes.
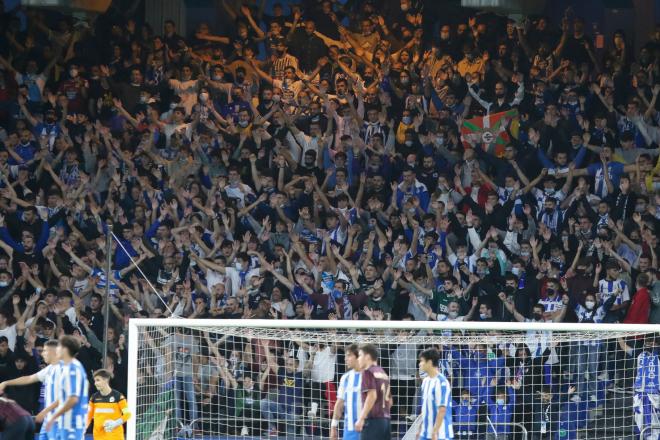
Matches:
[127,319,660,440]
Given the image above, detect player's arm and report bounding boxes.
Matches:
[330,397,345,440]
[0,372,40,391]
[433,378,450,437]
[46,397,75,431]
[85,399,95,431]
[35,400,59,423]
[356,383,377,433]
[117,395,132,422]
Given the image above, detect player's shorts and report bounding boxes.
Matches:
[343,429,360,440]
[57,428,85,440]
[360,418,391,440]
[38,424,58,440]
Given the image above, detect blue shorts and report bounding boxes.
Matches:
[38,424,58,440]
[57,428,85,440]
[343,430,360,440]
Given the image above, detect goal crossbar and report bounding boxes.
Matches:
[126,319,660,440]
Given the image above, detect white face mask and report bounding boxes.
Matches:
[479,313,487,320]
[69,68,79,78]
[585,301,596,310]
[512,267,521,276]
[0,281,9,287]
[199,92,209,102]
[496,398,505,406]
[448,311,459,319]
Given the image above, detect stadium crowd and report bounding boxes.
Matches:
[0,0,659,438]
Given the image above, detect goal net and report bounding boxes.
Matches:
[127,319,660,440]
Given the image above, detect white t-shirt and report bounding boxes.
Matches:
[0,324,17,351]
[310,345,336,383]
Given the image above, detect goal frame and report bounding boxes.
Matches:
[126,318,660,439]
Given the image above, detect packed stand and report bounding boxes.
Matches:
[0,0,659,438]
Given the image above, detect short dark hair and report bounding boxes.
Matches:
[359,343,379,362]
[93,369,114,380]
[44,340,59,349]
[59,335,80,357]
[346,343,359,357]
[419,348,441,367]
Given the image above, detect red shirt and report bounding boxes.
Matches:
[0,397,30,423]
[361,365,392,419]
[623,287,650,324]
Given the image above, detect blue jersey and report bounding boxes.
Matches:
[634,351,660,394]
[420,373,453,440]
[36,363,62,425]
[337,370,362,433]
[57,359,89,431]
[453,400,478,434]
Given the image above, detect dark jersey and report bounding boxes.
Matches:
[361,365,392,419]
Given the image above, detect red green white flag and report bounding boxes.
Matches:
[460,109,519,158]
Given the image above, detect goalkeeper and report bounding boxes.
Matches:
[86,369,131,439]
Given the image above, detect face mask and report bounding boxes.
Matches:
[238,121,249,128]
[212,75,223,81]
[477,269,488,277]
[405,140,413,147]
[276,50,285,56]
[546,288,555,296]
[544,207,554,215]
[401,78,410,86]
[497,398,505,406]
[199,92,209,102]
[46,116,56,123]
[435,136,444,145]
[520,251,530,258]
[544,188,554,195]
[550,256,561,264]
[69,68,79,78]
[496,92,505,99]
[402,116,412,125]
[635,204,646,213]
[534,313,544,321]
[505,186,514,192]
[479,313,487,320]
[170,103,178,110]
[585,301,595,309]
[448,311,459,319]
[140,96,148,103]
[0,281,9,287]
[512,267,521,276]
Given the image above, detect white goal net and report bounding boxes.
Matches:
[127,319,660,440]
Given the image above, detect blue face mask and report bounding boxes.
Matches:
[331,289,343,300]
[496,398,505,406]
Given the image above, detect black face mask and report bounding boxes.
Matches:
[534,313,544,321]
[504,285,515,295]
[544,207,554,214]
[496,92,505,99]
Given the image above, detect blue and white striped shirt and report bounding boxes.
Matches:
[598,278,629,306]
[57,359,89,430]
[337,370,362,432]
[36,363,62,425]
[420,373,453,440]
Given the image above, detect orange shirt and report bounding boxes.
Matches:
[86,389,131,440]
